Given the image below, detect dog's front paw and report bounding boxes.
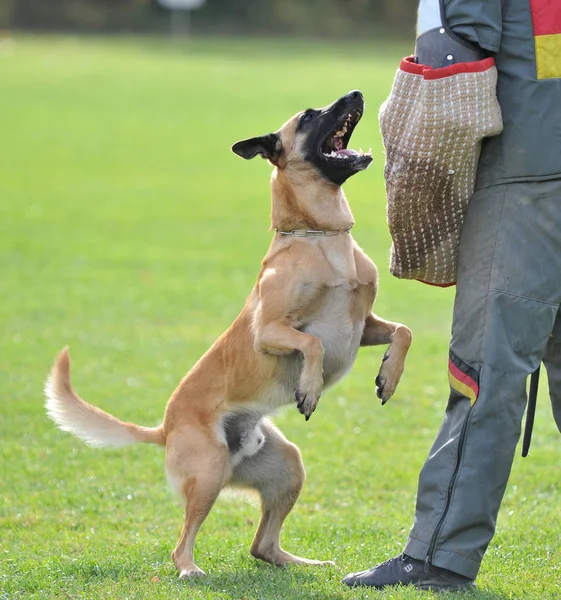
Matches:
[375,351,403,405]
[295,376,322,421]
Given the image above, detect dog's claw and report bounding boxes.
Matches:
[295,382,321,420]
[375,374,386,402]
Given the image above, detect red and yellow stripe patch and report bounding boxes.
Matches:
[448,356,479,406]
[530,0,561,79]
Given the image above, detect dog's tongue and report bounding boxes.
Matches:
[334,137,344,151]
[337,148,359,157]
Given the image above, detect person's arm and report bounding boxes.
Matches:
[415,0,503,68]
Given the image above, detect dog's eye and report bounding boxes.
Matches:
[300,112,314,124]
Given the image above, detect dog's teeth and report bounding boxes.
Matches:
[359,147,363,153]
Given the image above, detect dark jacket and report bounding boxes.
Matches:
[432,0,561,188]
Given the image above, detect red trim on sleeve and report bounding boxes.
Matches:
[530,0,561,36]
[416,279,456,288]
[423,57,495,79]
[399,56,495,80]
[399,55,425,75]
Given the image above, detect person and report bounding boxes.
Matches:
[343,0,561,591]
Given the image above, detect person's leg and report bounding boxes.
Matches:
[543,312,561,433]
[344,180,561,589]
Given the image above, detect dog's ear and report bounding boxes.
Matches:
[231,134,282,164]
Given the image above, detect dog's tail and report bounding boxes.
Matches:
[45,347,165,448]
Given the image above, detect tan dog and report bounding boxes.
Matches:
[45,91,411,579]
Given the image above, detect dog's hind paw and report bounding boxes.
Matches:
[179,565,206,579]
[271,549,336,567]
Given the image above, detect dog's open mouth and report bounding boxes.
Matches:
[320,109,372,161]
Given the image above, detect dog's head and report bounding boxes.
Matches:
[232,91,372,186]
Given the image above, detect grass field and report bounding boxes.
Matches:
[1,35,560,600]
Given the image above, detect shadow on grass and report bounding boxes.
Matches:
[440,593,509,600]
[181,562,348,600]
[48,556,511,600]
[48,556,344,598]
[171,564,514,600]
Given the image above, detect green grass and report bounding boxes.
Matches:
[1,35,559,600]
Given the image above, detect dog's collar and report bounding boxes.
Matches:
[275,226,352,237]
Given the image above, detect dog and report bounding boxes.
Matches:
[45,90,412,579]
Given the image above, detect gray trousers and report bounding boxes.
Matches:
[404,180,561,579]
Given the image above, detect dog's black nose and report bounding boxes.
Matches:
[346,90,363,102]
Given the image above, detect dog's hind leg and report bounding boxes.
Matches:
[231,419,334,567]
[165,427,230,578]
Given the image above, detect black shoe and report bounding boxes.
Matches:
[342,554,476,591]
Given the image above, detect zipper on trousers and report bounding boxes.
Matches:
[425,405,473,572]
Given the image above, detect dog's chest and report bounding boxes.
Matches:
[301,242,374,386]
[303,284,367,386]
[321,241,357,281]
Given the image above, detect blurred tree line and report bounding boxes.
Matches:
[1,0,416,37]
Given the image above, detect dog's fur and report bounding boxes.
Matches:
[45,91,411,578]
